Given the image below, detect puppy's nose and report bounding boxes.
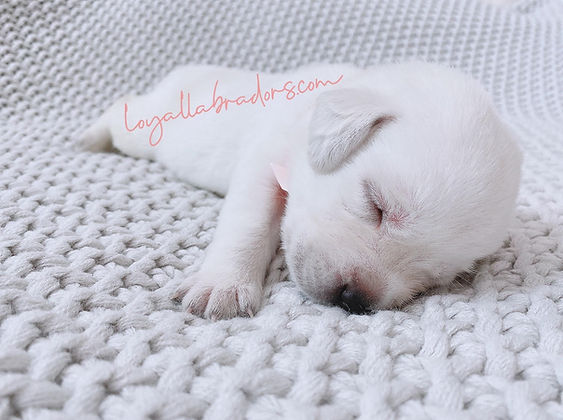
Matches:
[336,285,369,314]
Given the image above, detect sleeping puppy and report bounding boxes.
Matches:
[81,62,522,319]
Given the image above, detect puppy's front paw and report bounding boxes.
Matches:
[172,271,263,320]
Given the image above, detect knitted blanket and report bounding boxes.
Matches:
[1,0,562,419]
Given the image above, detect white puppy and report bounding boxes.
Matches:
[81,62,522,319]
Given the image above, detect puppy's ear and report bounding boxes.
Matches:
[308,88,395,173]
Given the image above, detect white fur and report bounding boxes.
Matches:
[81,62,522,319]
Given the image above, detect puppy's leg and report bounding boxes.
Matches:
[174,157,286,319]
[82,97,286,319]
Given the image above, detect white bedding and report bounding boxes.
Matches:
[0,0,562,418]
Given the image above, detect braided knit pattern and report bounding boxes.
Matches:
[0,0,562,418]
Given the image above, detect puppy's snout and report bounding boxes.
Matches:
[335,284,370,314]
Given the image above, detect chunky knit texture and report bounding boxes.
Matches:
[1,0,562,419]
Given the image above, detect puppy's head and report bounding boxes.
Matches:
[281,62,522,313]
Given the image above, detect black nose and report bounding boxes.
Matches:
[336,285,369,314]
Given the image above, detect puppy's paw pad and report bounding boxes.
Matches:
[173,273,262,320]
[205,282,261,319]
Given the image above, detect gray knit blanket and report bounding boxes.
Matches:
[1,0,562,419]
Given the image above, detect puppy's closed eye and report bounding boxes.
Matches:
[369,201,384,228]
[362,180,410,229]
[359,180,387,228]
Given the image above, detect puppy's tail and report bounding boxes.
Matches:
[78,96,129,152]
[79,109,113,152]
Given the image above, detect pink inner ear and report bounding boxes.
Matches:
[270,162,289,192]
